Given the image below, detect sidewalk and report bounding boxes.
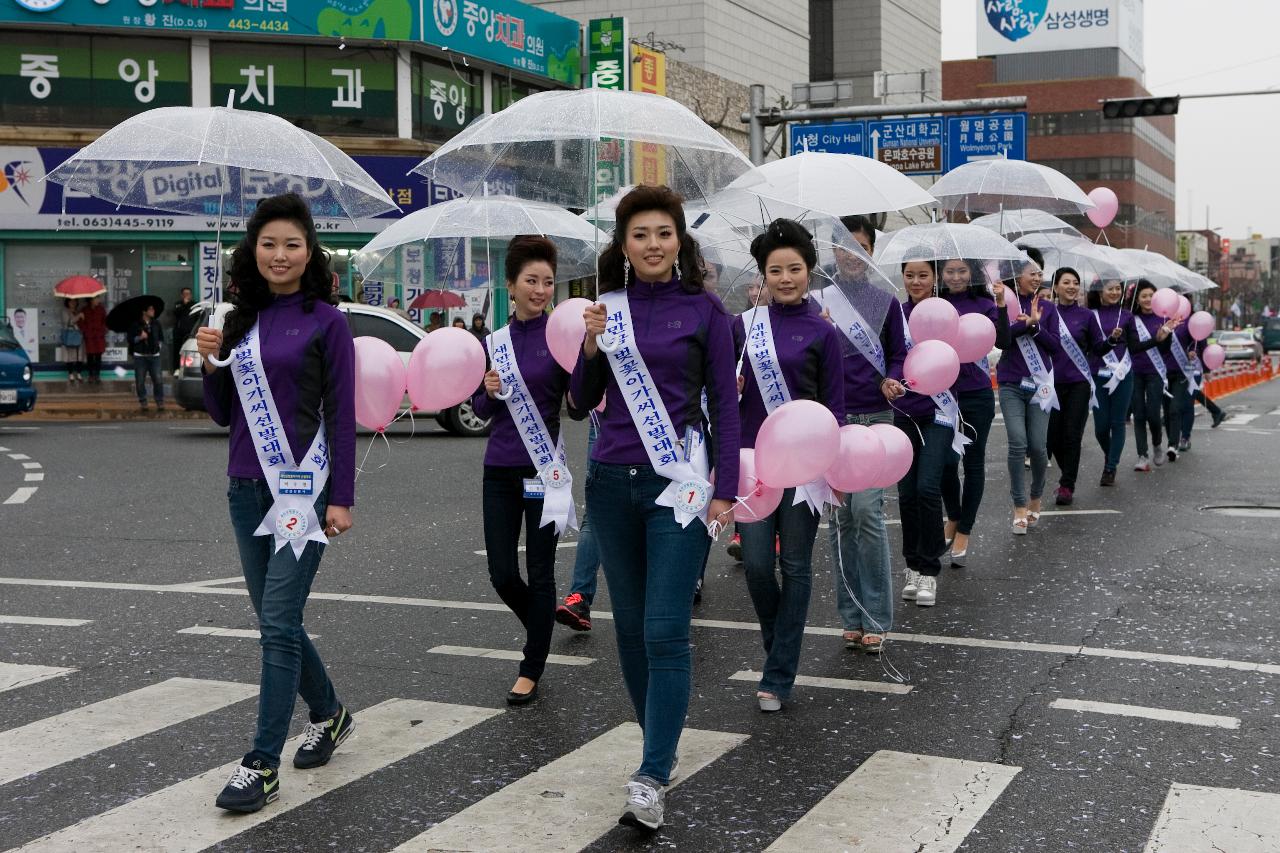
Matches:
[20,377,206,422]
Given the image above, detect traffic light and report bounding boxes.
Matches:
[1101,96,1180,119]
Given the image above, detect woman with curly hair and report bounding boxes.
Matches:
[195,192,357,815]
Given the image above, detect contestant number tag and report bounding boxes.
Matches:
[279,471,314,496]
[1019,377,1036,392]
[542,462,570,489]
[933,411,953,428]
[276,507,309,540]
[675,480,710,515]
[523,478,546,499]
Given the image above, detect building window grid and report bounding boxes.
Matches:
[1028,110,1175,159]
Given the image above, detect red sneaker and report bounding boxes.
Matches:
[555,593,592,631]
[726,533,742,561]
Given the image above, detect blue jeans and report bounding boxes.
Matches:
[941,388,995,536]
[1131,372,1165,456]
[133,354,164,405]
[1092,371,1134,472]
[739,489,818,699]
[998,383,1050,508]
[586,461,710,785]
[228,477,339,769]
[829,410,893,634]
[567,418,601,604]
[895,415,955,576]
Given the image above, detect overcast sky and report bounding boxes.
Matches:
[941,0,1280,241]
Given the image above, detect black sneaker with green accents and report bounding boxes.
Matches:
[293,705,355,769]
[215,758,279,813]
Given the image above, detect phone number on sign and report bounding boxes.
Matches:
[228,18,289,32]
[56,216,177,229]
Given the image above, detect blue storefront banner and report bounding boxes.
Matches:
[423,0,580,85]
[0,144,460,233]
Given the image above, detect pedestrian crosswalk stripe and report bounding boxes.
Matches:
[0,615,90,627]
[1223,413,1259,424]
[15,699,502,853]
[7,453,30,460]
[3,487,37,505]
[1144,783,1280,852]
[729,670,912,695]
[427,645,595,666]
[764,750,1020,852]
[21,461,41,469]
[1050,698,1240,729]
[0,677,257,787]
[176,626,317,639]
[391,722,747,852]
[0,662,76,694]
[24,472,43,482]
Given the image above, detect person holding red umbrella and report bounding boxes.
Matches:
[78,296,108,384]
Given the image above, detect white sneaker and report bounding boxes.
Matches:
[1134,456,1151,472]
[1166,447,1178,463]
[915,575,937,607]
[620,777,665,831]
[1153,444,1165,466]
[901,569,920,601]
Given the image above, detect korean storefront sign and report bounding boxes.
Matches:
[425,0,580,85]
[630,44,666,187]
[413,56,481,141]
[587,17,627,204]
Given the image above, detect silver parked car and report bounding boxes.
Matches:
[175,301,491,437]
[1213,330,1263,364]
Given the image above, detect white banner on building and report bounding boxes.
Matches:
[976,0,1144,68]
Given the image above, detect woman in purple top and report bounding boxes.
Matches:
[197,193,356,814]
[997,247,1060,534]
[570,186,740,831]
[471,236,577,707]
[1128,279,1180,471]
[939,259,1011,567]
[1046,267,1112,505]
[892,260,955,607]
[1087,279,1153,484]
[732,219,844,712]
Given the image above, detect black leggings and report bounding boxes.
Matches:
[1047,381,1092,490]
[86,353,103,380]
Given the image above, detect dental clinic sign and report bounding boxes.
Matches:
[976,0,1144,69]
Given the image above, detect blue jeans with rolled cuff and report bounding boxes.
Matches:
[228,477,339,769]
[828,410,894,634]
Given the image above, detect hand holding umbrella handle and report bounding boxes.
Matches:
[206,352,234,368]
[596,333,621,354]
[494,384,514,401]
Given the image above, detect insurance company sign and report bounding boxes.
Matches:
[976,0,1143,68]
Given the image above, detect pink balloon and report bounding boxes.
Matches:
[868,423,913,489]
[755,400,840,489]
[1175,294,1192,321]
[407,327,487,411]
[825,424,886,493]
[734,449,785,524]
[907,296,960,345]
[547,297,592,372]
[1202,343,1226,370]
[1188,311,1215,342]
[904,339,961,396]
[1086,187,1119,228]
[1150,288,1180,319]
[1001,284,1020,325]
[953,312,997,363]
[353,336,407,432]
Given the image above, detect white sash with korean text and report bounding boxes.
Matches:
[901,305,970,456]
[1057,313,1099,411]
[1014,308,1059,413]
[744,307,835,515]
[1133,314,1170,393]
[1091,310,1132,393]
[599,289,713,530]
[1168,334,1201,393]
[812,286,886,374]
[489,326,577,534]
[230,322,330,559]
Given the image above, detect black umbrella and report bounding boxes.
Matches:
[106,294,165,334]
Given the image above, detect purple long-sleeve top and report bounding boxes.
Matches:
[732,300,845,448]
[943,290,1010,393]
[1052,303,1111,384]
[816,283,908,415]
[892,299,944,419]
[1088,305,1133,374]
[1132,311,1175,376]
[470,313,573,468]
[569,279,741,501]
[996,291,1062,385]
[202,292,356,507]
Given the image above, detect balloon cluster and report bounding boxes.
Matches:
[353,328,486,432]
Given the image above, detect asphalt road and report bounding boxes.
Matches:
[1,380,1278,852]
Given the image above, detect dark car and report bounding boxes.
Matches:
[1263,317,1280,354]
[0,320,37,417]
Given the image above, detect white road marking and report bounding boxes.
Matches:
[0,426,39,431]
[1223,413,1259,424]
[392,722,746,853]
[3,576,1280,675]
[21,461,40,469]
[1268,407,1280,416]
[1144,783,1280,852]
[0,445,8,451]
[0,615,90,627]
[182,576,244,588]
[1033,509,1123,517]
[7,453,30,460]
[16,699,502,853]
[0,662,76,694]
[765,750,1020,852]
[77,426,122,430]
[472,541,579,556]
[176,626,318,639]
[0,678,256,787]
[1050,698,1239,729]
[24,472,43,482]
[3,487,38,505]
[730,670,911,695]
[428,645,594,666]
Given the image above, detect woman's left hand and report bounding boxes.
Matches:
[706,498,735,537]
[325,506,353,538]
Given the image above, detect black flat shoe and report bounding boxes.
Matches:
[506,682,539,706]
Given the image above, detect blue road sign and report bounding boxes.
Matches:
[946,112,1027,171]
[787,121,866,156]
[865,118,945,176]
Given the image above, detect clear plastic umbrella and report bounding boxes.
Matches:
[1016,233,1130,289]
[929,158,1094,215]
[412,89,755,211]
[1117,248,1195,290]
[354,195,608,283]
[969,208,1082,239]
[874,222,1029,288]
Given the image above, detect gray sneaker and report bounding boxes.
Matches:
[620,776,665,831]
[668,753,680,781]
